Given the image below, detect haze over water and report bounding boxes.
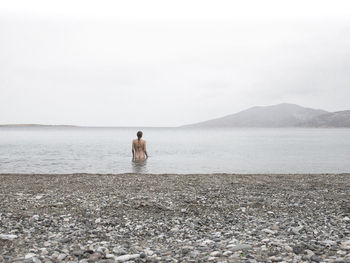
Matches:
[1,128,349,174]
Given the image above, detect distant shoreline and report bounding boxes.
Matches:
[0,124,350,130]
[0,124,178,129]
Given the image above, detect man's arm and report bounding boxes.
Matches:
[144,141,148,159]
[131,141,135,159]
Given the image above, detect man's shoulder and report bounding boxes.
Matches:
[132,139,146,143]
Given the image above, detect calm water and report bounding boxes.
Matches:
[0,128,349,174]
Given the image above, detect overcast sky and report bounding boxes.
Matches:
[1,0,350,127]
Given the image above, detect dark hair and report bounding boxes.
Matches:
[137,131,143,139]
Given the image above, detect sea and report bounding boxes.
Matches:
[0,127,349,174]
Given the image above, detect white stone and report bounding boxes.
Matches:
[226,244,236,248]
[285,245,293,252]
[144,248,154,256]
[170,227,179,232]
[269,256,282,261]
[105,254,115,259]
[305,249,314,256]
[340,240,350,250]
[115,254,140,262]
[271,224,280,231]
[40,248,48,255]
[210,251,221,257]
[96,246,107,253]
[200,239,214,246]
[0,234,18,240]
[228,238,238,244]
[226,244,252,251]
[291,226,303,234]
[57,253,66,261]
[25,253,36,259]
[43,241,51,247]
[337,250,347,255]
[322,240,336,246]
[343,216,350,222]
[223,250,233,256]
[262,228,275,235]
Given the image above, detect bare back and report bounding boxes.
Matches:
[132,139,147,160]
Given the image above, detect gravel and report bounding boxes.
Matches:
[0,173,349,262]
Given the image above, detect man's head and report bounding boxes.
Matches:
[137,131,143,139]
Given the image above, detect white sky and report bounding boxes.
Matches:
[1,0,350,126]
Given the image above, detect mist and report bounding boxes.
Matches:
[1,0,350,126]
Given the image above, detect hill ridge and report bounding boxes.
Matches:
[182,103,349,128]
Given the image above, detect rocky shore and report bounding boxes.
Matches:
[0,173,349,263]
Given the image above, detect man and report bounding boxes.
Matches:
[132,131,148,160]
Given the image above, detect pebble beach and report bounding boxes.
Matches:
[0,173,350,263]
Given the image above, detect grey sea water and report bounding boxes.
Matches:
[0,128,349,174]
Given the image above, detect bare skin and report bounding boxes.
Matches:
[132,138,148,160]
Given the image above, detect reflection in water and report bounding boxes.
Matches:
[131,159,148,174]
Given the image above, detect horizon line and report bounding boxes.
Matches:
[0,123,179,128]
[1,102,348,128]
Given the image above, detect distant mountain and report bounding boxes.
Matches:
[300,110,350,127]
[182,103,344,128]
